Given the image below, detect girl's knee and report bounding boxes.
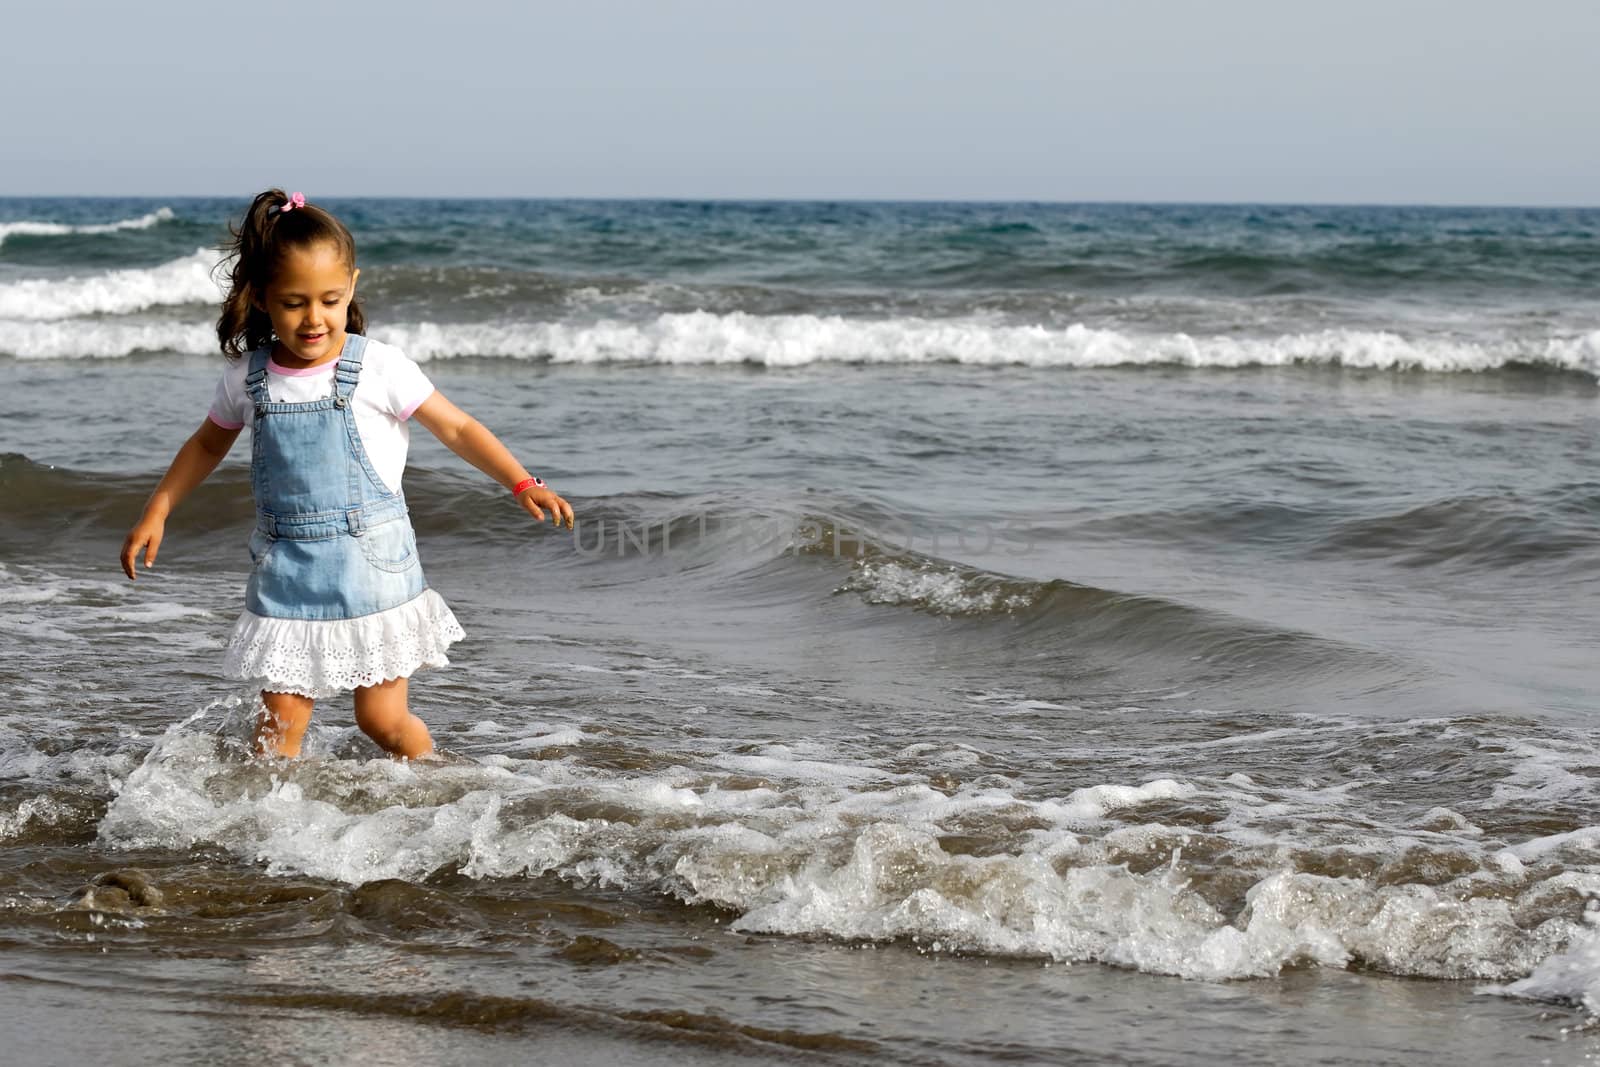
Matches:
[263,689,313,713]
[257,690,314,757]
[261,691,313,730]
[354,701,404,735]
[353,681,430,758]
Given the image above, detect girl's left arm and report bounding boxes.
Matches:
[412,391,574,527]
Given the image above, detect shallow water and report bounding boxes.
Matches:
[3,199,1600,1063]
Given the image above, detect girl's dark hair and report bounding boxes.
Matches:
[216,189,366,359]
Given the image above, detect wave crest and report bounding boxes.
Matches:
[0,249,223,321]
[0,207,175,248]
[4,307,1599,377]
[383,315,1600,375]
[93,711,1591,984]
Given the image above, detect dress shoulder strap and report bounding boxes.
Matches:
[244,348,272,405]
[334,333,368,396]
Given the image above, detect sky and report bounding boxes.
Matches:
[4,0,1596,204]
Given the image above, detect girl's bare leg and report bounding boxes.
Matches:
[256,691,314,757]
[353,676,433,759]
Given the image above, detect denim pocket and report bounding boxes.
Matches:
[246,528,277,568]
[357,519,419,573]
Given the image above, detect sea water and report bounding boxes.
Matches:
[1,198,1599,1063]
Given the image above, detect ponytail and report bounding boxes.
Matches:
[216,189,366,359]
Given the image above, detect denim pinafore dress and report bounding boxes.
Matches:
[221,334,464,697]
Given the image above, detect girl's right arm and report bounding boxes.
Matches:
[121,418,242,580]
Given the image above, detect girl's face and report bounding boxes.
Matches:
[258,241,361,363]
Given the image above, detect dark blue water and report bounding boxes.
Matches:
[2,198,1597,364]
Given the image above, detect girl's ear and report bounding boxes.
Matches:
[349,267,361,298]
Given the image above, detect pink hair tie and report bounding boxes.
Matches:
[276,191,306,214]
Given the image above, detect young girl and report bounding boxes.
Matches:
[120,189,572,761]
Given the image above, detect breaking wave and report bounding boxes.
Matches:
[84,703,1600,984]
[2,310,1598,377]
[0,207,175,248]
[0,249,222,320]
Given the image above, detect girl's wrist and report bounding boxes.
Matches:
[511,475,545,498]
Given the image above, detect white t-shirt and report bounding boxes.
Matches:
[208,338,434,493]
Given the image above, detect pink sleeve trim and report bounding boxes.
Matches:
[398,386,434,422]
[208,412,245,430]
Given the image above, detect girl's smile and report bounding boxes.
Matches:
[258,241,361,367]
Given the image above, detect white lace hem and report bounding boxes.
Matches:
[221,588,466,698]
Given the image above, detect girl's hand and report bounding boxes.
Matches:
[121,513,166,580]
[517,486,574,528]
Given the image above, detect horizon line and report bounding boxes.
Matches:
[1,193,1597,211]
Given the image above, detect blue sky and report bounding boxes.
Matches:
[6,0,1595,204]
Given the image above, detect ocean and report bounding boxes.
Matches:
[2,197,1599,1064]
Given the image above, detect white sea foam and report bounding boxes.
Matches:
[4,309,1596,376]
[0,795,75,841]
[0,319,215,359]
[0,739,140,790]
[92,716,1594,984]
[0,250,223,320]
[0,207,174,248]
[379,316,1600,375]
[1037,779,1198,822]
[837,558,1036,616]
[1485,913,1600,1012]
